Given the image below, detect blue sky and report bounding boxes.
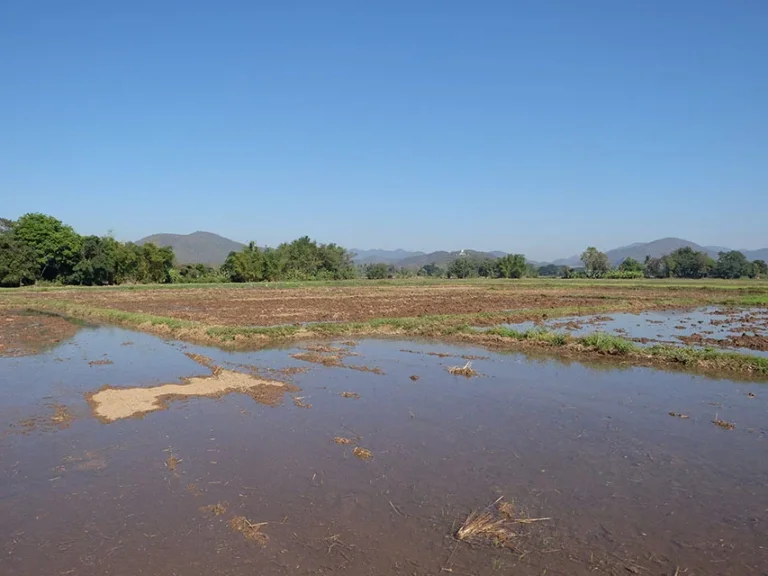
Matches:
[2,1,766,261]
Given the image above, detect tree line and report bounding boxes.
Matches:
[1,213,765,287]
[578,246,767,280]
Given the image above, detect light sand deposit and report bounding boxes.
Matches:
[87,369,290,422]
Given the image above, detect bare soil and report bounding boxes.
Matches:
[0,310,80,357]
[23,284,721,327]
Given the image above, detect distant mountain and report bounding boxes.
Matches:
[552,238,768,267]
[136,232,244,265]
[743,248,768,262]
[351,249,424,265]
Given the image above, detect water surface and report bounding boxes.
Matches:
[1,324,767,575]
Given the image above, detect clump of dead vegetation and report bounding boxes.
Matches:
[293,396,312,409]
[712,416,735,430]
[347,364,384,374]
[668,412,690,419]
[291,351,343,367]
[184,352,217,370]
[340,391,360,399]
[455,497,550,549]
[88,359,113,366]
[448,361,477,378]
[165,452,181,471]
[200,502,228,516]
[333,436,354,445]
[229,516,269,546]
[353,446,373,460]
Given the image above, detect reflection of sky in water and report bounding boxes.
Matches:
[501,307,768,357]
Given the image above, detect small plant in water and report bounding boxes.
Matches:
[448,361,477,377]
[712,415,735,430]
[353,446,373,460]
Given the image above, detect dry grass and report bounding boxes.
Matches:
[340,391,360,399]
[713,416,735,430]
[353,446,373,460]
[166,453,181,471]
[291,351,342,367]
[456,497,550,549]
[229,516,269,546]
[293,396,312,409]
[448,361,477,377]
[186,483,204,496]
[200,502,228,516]
[184,352,217,370]
[333,436,353,445]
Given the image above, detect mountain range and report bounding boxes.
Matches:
[552,237,768,267]
[136,232,768,268]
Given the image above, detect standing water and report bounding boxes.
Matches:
[1,323,767,575]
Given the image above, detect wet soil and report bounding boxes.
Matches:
[506,307,768,357]
[23,284,733,326]
[0,309,81,357]
[1,325,768,575]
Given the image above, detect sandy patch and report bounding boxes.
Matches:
[87,369,292,422]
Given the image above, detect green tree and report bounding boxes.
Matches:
[447,257,475,279]
[618,257,643,273]
[580,247,611,278]
[364,263,389,279]
[13,213,83,281]
[750,260,768,279]
[222,242,265,282]
[0,233,37,286]
[72,236,119,285]
[667,247,712,279]
[712,250,750,279]
[418,263,444,277]
[496,254,527,279]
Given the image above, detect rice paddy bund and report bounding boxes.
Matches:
[1,278,768,575]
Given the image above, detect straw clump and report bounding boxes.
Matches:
[456,497,549,548]
[448,361,477,377]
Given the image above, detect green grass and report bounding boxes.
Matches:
[3,276,768,295]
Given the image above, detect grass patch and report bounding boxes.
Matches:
[579,333,637,354]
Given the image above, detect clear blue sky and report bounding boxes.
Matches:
[2,1,766,261]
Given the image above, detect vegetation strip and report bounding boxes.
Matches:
[15,299,768,378]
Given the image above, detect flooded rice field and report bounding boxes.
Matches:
[505,307,768,356]
[2,319,768,575]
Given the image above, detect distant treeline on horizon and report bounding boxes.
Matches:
[1,213,766,287]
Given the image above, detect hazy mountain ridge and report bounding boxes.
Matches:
[351,249,424,265]
[552,238,768,267]
[136,231,767,268]
[136,232,244,265]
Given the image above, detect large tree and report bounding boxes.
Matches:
[618,257,643,273]
[580,247,611,278]
[751,260,768,279]
[496,254,527,279]
[0,233,37,286]
[713,250,750,279]
[13,213,82,281]
[667,247,712,279]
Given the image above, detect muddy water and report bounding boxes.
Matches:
[505,307,768,356]
[1,326,768,575]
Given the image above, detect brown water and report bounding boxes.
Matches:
[1,325,767,575]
